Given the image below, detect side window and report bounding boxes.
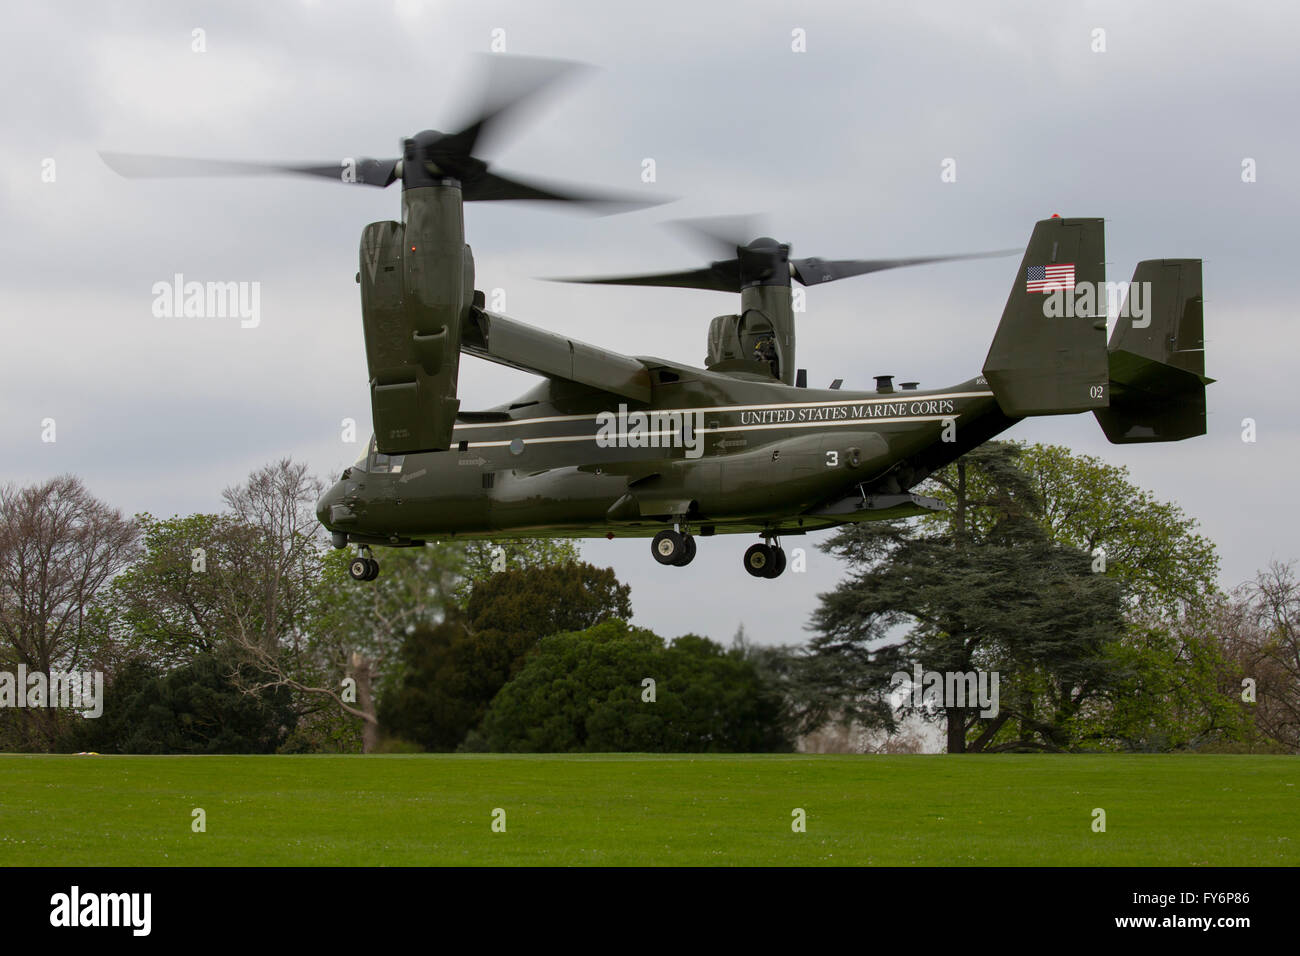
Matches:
[371,452,405,474]
[364,436,404,474]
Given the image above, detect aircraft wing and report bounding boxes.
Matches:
[461,309,652,403]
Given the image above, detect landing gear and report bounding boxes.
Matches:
[744,541,787,579]
[348,548,380,581]
[651,529,697,567]
[655,530,696,567]
[651,530,683,565]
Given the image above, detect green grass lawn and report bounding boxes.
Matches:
[0,753,1296,866]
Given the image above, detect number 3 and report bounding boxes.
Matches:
[825,450,839,467]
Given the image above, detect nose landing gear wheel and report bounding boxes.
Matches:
[672,533,697,567]
[349,556,380,581]
[651,529,686,565]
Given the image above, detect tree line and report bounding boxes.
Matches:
[793,443,1297,753]
[0,443,1295,754]
[0,461,789,753]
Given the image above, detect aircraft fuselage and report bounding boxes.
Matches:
[316,359,1014,545]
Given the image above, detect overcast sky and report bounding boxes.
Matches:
[2,0,1296,648]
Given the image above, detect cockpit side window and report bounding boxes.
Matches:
[363,435,405,474]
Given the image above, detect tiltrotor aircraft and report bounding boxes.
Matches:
[102,58,1210,581]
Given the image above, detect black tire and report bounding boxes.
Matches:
[744,543,772,578]
[673,534,697,567]
[652,530,684,565]
[765,547,787,579]
[365,558,380,581]
[348,558,370,581]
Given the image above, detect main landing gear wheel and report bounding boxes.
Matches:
[744,543,787,579]
[349,556,380,581]
[673,533,697,567]
[652,529,688,566]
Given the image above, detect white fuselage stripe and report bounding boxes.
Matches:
[463,414,963,448]
[453,390,995,431]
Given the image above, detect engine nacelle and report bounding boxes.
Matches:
[358,185,472,453]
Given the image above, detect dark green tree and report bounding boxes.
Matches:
[477,619,793,752]
[799,443,1130,753]
[66,651,296,754]
[453,539,581,603]
[1006,443,1220,617]
[105,513,261,667]
[380,561,632,750]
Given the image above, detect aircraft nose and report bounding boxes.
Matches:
[316,482,341,529]
[316,481,355,549]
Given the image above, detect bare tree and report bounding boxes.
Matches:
[214,459,456,753]
[0,476,139,745]
[0,475,139,672]
[219,459,324,656]
[243,541,466,754]
[205,460,344,736]
[104,458,459,753]
[1237,562,1300,751]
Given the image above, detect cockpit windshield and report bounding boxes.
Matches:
[353,435,405,475]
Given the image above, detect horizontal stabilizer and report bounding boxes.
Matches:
[1093,259,1209,443]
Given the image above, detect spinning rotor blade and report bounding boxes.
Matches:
[423,57,659,210]
[554,227,1018,291]
[457,170,659,212]
[436,55,591,160]
[554,265,742,293]
[100,55,664,212]
[669,214,764,258]
[98,152,399,186]
[552,215,774,290]
[789,248,1020,285]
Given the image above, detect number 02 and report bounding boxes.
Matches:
[1089,385,1104,399]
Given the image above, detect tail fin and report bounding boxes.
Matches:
[1093,259,1210,443]
[982,217,1109,416]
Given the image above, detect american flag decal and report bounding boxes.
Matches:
[1026,263,1076,293]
